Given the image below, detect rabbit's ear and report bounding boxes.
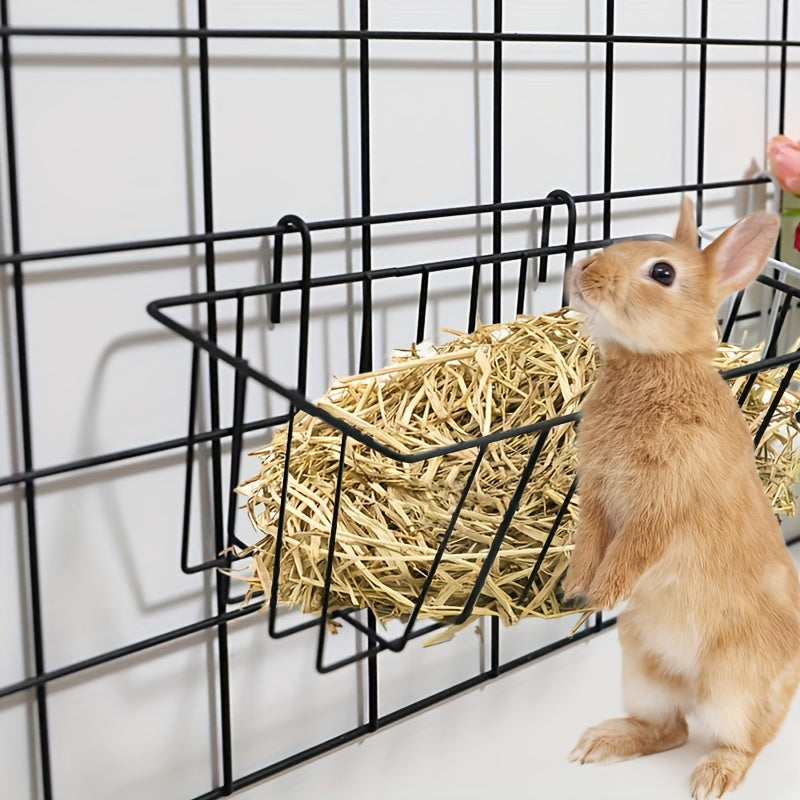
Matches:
[674,196,697,247]
[703,211,780,298]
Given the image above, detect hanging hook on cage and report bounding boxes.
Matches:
[269,213,313,323]
[270,213,314,396]
[537,189,577,287]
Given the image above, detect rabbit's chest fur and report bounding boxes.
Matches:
[576,351,753,523]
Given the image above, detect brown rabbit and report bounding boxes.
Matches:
[562,198,800,799]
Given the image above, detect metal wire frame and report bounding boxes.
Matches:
[1,1,797,798]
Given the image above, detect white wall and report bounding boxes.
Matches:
[2,2,799,799]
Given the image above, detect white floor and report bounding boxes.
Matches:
[236,624,800,800]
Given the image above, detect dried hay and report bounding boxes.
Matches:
[235,309,800,628]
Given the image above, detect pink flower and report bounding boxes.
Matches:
[767,135,800,195]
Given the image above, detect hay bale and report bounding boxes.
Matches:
[234,310,800,627]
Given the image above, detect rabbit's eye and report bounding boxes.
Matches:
[649,261,675,286]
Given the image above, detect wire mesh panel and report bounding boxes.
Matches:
[2,2,799,799]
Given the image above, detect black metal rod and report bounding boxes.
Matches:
[560,190,578,307]
[467,257,482,332]
[722,343,800,380]
[270,226,284,323]
[151,265,800,350]
[491,0,503,325]
[0,1,52,794]
[315,434,349,671]
[753,362,799,448]
[736,372,760,408]
[538,209,553,284]
[225,296,248,553]
[197,0,225,573]
[215,567,235,793]
[0,603,261,700]
[149,238,594,313]
[182,344,203,573]
[366,608,379,731]
[0,413,287,490]
[0,177,771,270]
[558,189,577,271]
[721,289,745,342]
[268,410,298,639]
[516,254,528,314]
[416,268,429,343]
[0,25,796,47]
[488,7,503,659]
[765,286,794,359]
[358,0,373,373]
[196,2,233,790]
[779,0,789,134]
[281,215,313,395]
[696,0,708,224]
[602,0,615,240]
[234,294,246,365]
[357,0,379,731]
[538,188,577,283]
[518,476,578,605]
[488,616,499,675]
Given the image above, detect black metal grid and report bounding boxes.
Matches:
[2,2,799,798]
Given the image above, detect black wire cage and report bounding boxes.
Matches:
[3,2,800,799]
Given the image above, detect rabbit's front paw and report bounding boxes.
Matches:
[559,572,590,608]
[586,571,629,611]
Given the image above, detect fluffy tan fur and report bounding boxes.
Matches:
[563,199,800,799]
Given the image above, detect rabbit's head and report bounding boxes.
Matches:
[568,198,780,355]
